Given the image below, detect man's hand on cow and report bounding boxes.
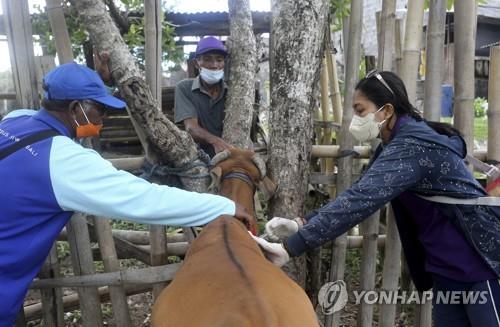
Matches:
[251,235,290,267]
[211,137,233,154]
[234,203,253,228]
[264,217,305,242]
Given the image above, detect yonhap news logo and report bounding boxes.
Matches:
[318,280,490,315]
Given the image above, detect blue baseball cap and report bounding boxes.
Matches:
[43,62,126,109]
[195,36,228,57]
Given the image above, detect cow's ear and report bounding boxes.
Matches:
[208,166,223,193]
[258,177,278,201]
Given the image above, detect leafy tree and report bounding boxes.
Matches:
[31,0,183,70]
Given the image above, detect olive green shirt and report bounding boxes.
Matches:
[174,76,227,157]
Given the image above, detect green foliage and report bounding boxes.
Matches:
[330,0,351,32]
[474,97,488,118]
[31,0,184,69]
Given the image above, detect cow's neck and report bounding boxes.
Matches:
[219,170,258,233]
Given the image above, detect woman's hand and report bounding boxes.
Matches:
[264,217,304,241]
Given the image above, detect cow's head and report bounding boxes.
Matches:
[209,148,277,233]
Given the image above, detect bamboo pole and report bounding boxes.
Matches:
[58,227,186,245]
[106,148,487,171]
[66,213,103,327]
[320,57,335,184]
[358,2,396,325]
[144,0,168,299]
[423,0,447,122]
[488,46,500,167]
[379,206,401,327]
[1,0,40,109]
[46,0,74,63]
[394,18,403,75]
[325,1,363,326]
[377,0,396,71]
[31,263,181,289]
[25,285,153,322]
[92,217,132,327]
[38,244,65,326]
[401,0,425,119]
[325,31,343,124]
[453,1,477,155]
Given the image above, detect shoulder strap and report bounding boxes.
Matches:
[416,194,500,206]
[0,129,60,160]
[465,154,500,179]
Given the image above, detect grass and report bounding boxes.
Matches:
[441,116,488,142]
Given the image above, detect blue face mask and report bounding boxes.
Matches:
[199,68,224,85]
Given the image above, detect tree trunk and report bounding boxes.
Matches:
[223,0,257,148]
[70,0,209,192]
[423,0,447,122]
[268,0,329,287]
[453,1,477,153]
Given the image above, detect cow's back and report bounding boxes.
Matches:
[152,216,318,327]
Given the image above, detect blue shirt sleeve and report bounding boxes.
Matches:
[49,136,235,226]
[286,139,424,256]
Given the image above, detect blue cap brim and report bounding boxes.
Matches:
[93,94,126,109]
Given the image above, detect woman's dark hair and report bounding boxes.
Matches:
[355,71,461,137]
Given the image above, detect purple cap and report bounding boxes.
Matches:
[195,36,228,57]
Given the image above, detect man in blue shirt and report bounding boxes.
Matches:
[0,62,251,326]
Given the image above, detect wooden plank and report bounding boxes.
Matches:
[46,0,73,63]
[39,244,65,326]
[31,263,181,288]
[91,217,132,327]
[25,285,154,322]
[34,56,56,98]
[1,0,40,108]
[379,206,402,327]
[66,213,103,327]
[89,228,152,265]
[58,227,186,245]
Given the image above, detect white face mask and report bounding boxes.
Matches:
[348,106,388,142]
[199,68,224,85]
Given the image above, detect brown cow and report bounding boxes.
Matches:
[152,148,318,327]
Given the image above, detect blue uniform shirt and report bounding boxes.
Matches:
[0,109,236,326]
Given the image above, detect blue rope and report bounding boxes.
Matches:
[140,149,212,181]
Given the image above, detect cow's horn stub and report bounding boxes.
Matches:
[210,149,231,166]
[251,154,267,179]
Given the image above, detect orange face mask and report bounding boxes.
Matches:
[75,103,103,138]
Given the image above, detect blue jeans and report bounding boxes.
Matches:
[432,274,500,327]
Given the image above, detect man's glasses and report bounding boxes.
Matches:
[366,69,395,95]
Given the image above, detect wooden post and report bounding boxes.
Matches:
[144,0,168,299]
[488,46,500,168]
[325,1,363,326]
[325,30,343,124]
[377,0,396,71]
[394,18,403,75]
[66,213,103,327]
[46,0,74,63]
[1,0,40,109]
[400,0,425,293]
[144,0,162,103]
[423,0,447,121]
[453,1,477,154]
[39,245,65,326]
[400,0,425,109]
[379,206,402,327]
[92,217,132,327]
